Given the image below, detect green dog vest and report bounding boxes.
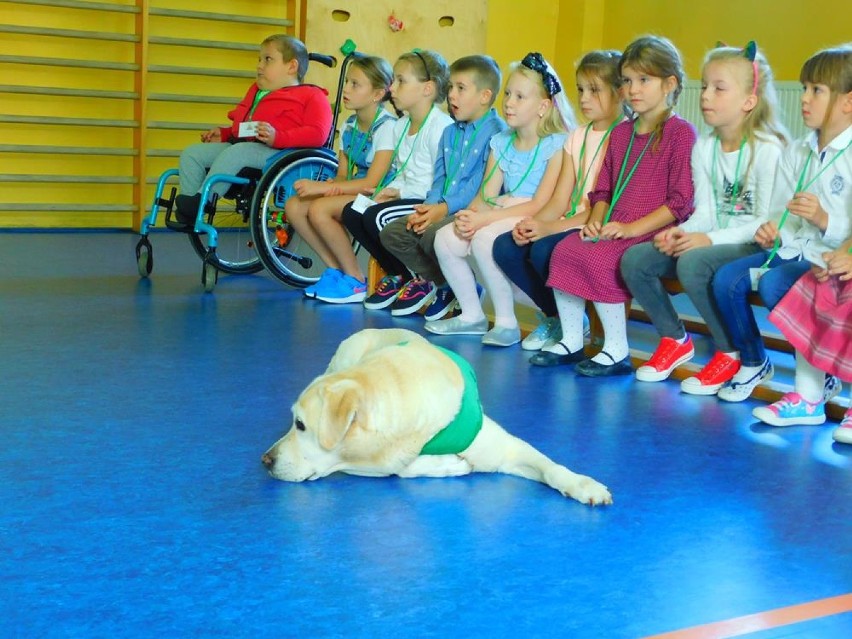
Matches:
[418,345,483,455]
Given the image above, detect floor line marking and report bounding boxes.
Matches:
[642,593,852,639]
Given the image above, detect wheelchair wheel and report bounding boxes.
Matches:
[187,205,264,275]
[250,150,338,287]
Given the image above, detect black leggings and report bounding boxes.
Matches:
[341,198,422,277]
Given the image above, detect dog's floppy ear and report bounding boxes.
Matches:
[317,379,361,450]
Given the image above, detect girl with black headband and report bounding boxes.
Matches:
[426,52,576,346]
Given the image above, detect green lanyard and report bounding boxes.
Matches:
[762,139,851,266]
[711,136,747,229]
[565,121,617,218]
[247,90,270,120]
[480,132,542,206]
[600,121,655,228]
[346,108,383,179]
[376,104,434,191]
[442,115,486,196]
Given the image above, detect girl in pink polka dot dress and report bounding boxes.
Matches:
[544,36,698,376]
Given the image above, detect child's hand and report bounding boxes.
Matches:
[453,209,486,240]
[580,220,602,241]
[671,231,711,257]
[255,122,277,146]
[201,128,221,143]
[754,221,779,250]
[407,203,447,234]
[653,228,679,255]
[514,217,552,245]
[812,262,831,283]
[787,192,827,230]
[825,249,852,281]
[293,180,327,197]
[374,187,400,202]
[599,221,634,240]
[512,217,535,246]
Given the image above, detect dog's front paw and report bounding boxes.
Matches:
[563,475,613,506]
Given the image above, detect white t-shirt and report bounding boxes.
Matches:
[679,131,785,244]
[774,125,852,266]
[385,107,454,199]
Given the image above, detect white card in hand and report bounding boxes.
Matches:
[351,193,376,214]
[238,121,259,138]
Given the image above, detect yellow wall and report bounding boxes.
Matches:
[597,0,850,81]
[1,0,849,229]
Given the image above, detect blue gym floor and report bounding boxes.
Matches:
[1,231,850,639]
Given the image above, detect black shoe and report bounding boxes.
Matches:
[174,194,202,225]
[575,352,633,377]
[529,342,585,367]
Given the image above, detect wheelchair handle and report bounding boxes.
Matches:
[308,53,336,68]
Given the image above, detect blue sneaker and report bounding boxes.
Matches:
[315,273,367,304]
[424,285,458,321]
[304,268,341,298]
[752,392,826,426]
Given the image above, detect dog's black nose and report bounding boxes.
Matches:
[261,453,274,469]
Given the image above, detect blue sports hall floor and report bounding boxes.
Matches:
[1,231,850,639]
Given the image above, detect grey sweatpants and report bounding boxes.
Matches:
[178,141,280,199]
[620,241,763,352]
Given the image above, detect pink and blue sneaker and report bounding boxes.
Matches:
[752,392,826,427]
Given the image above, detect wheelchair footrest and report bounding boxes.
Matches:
[165,219,194,233]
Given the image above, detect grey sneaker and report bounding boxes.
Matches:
[482,326,521,347]
[424,316,489,336]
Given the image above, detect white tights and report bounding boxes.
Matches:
[434,217,523,327]
[549,289,629,362]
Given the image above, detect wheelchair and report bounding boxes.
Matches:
[135,41,359,292]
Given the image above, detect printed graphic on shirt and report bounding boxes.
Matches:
[720,175,754,217]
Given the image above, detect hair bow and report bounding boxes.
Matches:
[520,52,562,97]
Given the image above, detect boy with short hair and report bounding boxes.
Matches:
[377,54,507,319]
[175,34,332,223]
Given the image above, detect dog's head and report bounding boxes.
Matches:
[262,331,464,481]
[261,374,365,481]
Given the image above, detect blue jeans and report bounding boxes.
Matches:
[492,230,572,317]
[712,252,811,366]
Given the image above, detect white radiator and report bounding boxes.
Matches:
[676,80,806,140]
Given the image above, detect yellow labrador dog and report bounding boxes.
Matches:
[262,328,612,506]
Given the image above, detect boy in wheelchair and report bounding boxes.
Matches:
[174,34,333,224]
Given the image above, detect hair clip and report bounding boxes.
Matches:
[742,41,758,94]
[520,52,562,97]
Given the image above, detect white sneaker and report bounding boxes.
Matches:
[717,359,774,403]
[521,314,561,351]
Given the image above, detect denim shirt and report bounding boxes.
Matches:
[423,108,507,212]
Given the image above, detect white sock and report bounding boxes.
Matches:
[547,289,585,353]
[725,351,740,361]
[433,224,486,323]
[794,353,824,404]
[591,302,628,364]
[732,359,768,382]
